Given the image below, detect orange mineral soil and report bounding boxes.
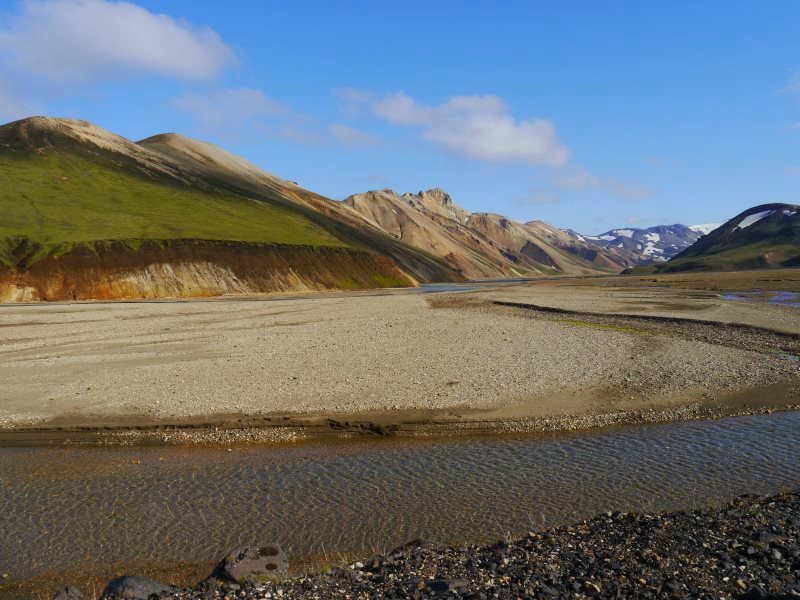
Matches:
[0,239,414,302]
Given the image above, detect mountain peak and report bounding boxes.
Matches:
[401,188,470,223]
[3,115,91,130]
[0,115,172,173]
[640,202,800,273]
[137,131,295,189]
[1,115,115,143]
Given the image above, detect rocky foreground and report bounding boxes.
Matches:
[64,491,800,600]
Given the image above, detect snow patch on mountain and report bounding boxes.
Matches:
[562,223,704,264]
[738,210,774,229]
[689,223,723,235]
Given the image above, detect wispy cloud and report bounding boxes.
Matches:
[785,122,800,132]
[342,88,650,200]
[553,167,653,201]
[175,88,316,145]
[173,88,285,130]
[335,87,375,117]
[0,0,235,83]
[329,123,381,146]
[785,166,800,176]
[362,91,570,166]
[174,87,329,145]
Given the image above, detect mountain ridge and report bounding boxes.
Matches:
[629,203,800,273]
[2,115,787,301]
[0,116,460,300]
[564,223,721,264]
[343,188,640,278]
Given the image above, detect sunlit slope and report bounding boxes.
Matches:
[632,204,800,273]
[0,149,345,267]
[0,117,459,300]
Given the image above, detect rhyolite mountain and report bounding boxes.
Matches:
[0,116,633,302]
[0,116,461,301]
[3,116,783,302]
[343,189,637,278]
[630,203,800,273]
[564,223,722,264]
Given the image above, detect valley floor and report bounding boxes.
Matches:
[1,270,799,444]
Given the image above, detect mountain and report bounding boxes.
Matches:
[630,203,800,273]
[689,223,724,236]
[343,188,634,278]
[564,224,718,263]
[0,116,460,301]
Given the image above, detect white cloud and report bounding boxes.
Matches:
[329,123,381,146]
[785,122,800,131]
[785,166,800,176]
[0,0,235,82]
[370,92,570,166]
[173,88,285,130]
[554,167,653,201]
[174,87,327,145]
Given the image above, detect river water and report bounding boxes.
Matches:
[1,412,799,581]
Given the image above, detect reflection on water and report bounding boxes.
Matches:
[720,290,800,307]
[418,278,544,294]
[1,413,800,580]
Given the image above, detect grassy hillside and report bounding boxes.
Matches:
[0,149,345,267]
[652,241,799,273]
[629,204,800,274]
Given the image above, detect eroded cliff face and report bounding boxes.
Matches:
[0,240,414,302]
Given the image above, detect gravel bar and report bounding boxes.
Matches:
[103,491,800,600]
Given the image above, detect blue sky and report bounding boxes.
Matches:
[0,0,799,232]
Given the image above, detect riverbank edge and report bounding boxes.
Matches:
[1,392,799,447]
[37,490,800,600]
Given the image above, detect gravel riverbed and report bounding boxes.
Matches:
[96,491,800,600]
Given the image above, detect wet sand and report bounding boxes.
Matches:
[1,271,799,444]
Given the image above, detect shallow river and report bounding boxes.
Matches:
[2,412,800,581]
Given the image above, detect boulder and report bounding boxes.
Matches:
[424,579,468,596]
[52,587,85,600]
[100,576,175,599]
[215,544,289,583]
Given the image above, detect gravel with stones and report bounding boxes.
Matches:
[2,287,798,430]
[128,491,800,600]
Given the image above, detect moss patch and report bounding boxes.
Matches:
[0,149,346,267]
[555,319,651,335]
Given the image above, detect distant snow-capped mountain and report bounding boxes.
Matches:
[688,223,724,236]
[564,222,722,263]
[632,204,799,273]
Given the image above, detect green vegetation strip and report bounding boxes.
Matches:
[0,150,346,266]
[555,319,651,334]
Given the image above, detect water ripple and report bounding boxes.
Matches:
[1,412,800,579]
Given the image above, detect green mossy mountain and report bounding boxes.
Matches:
[0,116,460,300]
[629,203,800,274]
